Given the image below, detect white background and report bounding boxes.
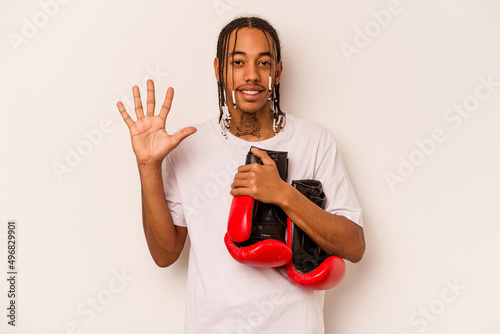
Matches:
[1,0,499,333]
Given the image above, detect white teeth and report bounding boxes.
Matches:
[241,90,260,95]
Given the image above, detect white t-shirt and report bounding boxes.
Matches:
[162,113,363,334]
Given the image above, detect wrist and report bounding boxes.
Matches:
[136,156,163,166]
[137,160,163,172]
[137,161,164,191]
[277,182,295,209]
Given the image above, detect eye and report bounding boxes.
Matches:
[232,59,244,66]
[260,60,272,67]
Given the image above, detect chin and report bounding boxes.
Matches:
[236,104,270,115]
[239,109,260,114]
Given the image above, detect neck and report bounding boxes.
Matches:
[229,109,275,141]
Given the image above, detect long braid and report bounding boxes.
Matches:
[216,17,284,128]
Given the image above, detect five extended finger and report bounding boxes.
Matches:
[169,126,197,149]
[132,85,144,119]
[118,82,178,130]
[146,79,155,116]
[159,87,174,120]
[117,101,135,128]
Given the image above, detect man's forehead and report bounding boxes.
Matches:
[226,27,274,56]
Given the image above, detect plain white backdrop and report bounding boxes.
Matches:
[1,0,499,333]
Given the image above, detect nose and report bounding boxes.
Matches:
[243,63,260,82]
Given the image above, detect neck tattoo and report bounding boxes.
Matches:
[235,113,262,138]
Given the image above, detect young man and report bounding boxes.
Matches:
[118,17,364,333]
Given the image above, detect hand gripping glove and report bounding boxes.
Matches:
[286,180,346,290]
[224,147,292,267]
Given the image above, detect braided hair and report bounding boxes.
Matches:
[216,16,284,127]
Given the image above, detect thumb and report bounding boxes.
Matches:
[171,126,197,148]
[251,147,275,166]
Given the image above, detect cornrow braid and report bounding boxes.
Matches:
[216,16,284,130]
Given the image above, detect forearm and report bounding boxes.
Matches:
[138,162,186,267]
[279,184,365,263]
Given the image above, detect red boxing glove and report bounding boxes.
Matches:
[226,195,254,243]
[285,180,346,290]
[224,147,292,267]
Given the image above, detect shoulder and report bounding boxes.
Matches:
[285,113,337,148]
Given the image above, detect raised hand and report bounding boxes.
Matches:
[117,80,196,165]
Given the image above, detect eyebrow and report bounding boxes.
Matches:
[229,51,272,57]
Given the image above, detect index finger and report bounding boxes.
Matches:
[251,147,276,166]
[237,163,259,173]
[159,87,174,120]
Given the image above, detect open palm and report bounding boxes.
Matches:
[117,80,196,165]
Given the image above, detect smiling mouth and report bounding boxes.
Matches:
[240,90,262,95]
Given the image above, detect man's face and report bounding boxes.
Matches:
[216,28,282,115]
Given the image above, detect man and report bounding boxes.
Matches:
[117,16,364,333]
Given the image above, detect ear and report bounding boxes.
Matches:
[275,60,283,85]
[214,57,220,82]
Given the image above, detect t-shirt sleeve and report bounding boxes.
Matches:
[161,153,186,227]
[315,139,363,228]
